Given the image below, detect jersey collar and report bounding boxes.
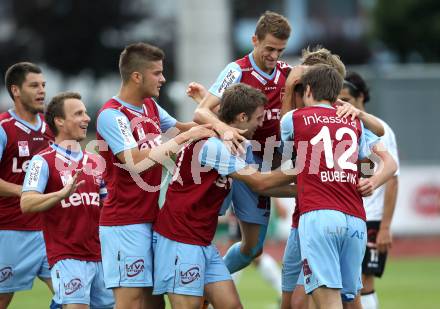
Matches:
[248,53,277,80]
[113,96,144,113]
[8,109,42,131]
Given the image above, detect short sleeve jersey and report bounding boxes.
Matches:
[22,145,105,266]
[281,104,380,221]
[154,137,246,246]
[96,97,170,226]
[209,53,291,156]
[0,110,53,230]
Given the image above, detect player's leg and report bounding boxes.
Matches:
[340,214,367,309]
[204,243,242,309]
[99,224,156,309]
[281,228,303,309]
[143,288,165,309]
[310,287,342,309]
[168,293,202,309]
[204,280,242,309]
[0,231,54,308]
[360,221,385,309]
[299,211,347,309]
[0,293,13,309]
[291,284,308,309]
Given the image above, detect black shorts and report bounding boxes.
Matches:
[362,221,388,278]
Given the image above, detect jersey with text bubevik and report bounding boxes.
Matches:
[237,56,290,155]
[292,106,365,220]
[97,98,162,225]
[32,148,103,266]
[154,139,233,246]
[0,112,53,230]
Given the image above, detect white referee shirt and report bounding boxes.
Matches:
[363,118,400,221]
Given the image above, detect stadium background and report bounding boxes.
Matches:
[1,0,439,308]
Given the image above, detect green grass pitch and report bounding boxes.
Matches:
[8,257,440,309]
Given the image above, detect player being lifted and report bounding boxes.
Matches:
[280,64,397,309]
[153,83,297,309]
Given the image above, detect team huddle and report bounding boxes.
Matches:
[0,11,399,309]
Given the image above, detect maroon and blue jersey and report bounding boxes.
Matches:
[0,110,53,230]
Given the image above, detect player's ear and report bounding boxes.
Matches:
[131,71,142,84]
[234,112,247,123]
[54,116,64,131]
[10,85,20,98]
[251,35,258,48]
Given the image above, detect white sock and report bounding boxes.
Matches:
[361,291,379,309]
[231,269,242,285]
[256,253,282,296]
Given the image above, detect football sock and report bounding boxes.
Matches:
[361,290,379,309]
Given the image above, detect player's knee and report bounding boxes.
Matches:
[0,293,14,309]
[292,295,306,309]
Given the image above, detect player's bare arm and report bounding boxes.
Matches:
[336,100,385,136]
[21,170,84,213]
[0,179,22,197]
[116,124,216,173]
[376,175,398,253]
[194,93,247,154]
[230,165,296,194]
[357,142,397,196]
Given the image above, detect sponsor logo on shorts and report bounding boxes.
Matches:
[302,259,312,284]
[64,278,83,295]
[180,266,201,285]
[0,266,13,283]
[126,259,145,277]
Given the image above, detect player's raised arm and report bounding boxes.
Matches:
[336,100,385,136]
[281,65,306,117]
[116,124,216,174]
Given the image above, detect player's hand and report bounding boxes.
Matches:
[213,122,247,155]
[59,169,85,199]
[186,82,207,104]
[376,227,392,253]
[285,65,307,88]
[335,100,361,121]
[185,124,216,141]
[357,178,375,196]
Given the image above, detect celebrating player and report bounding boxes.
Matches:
[20,92,114,309]
[338,72,400,309]
[0,62,58,309]
[281,65,397,309]
[96,42,215,309]
[153,83,296,309]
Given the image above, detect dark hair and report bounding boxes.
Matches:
[219,83,267,124]
[4,62,42,99]
[255,11,291,41]
[119,42,165,83]
[344,71,370,103]
[45,92,82,136]
[300,64,343,103]
[301,46,346,78]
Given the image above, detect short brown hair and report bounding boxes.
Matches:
[301,46,346,78]
[255,11,291,41]
[300,64,343,103]
[45,92,82,136]
[119,42,165,83]
[219,83,267,124]
[4,62,42,99]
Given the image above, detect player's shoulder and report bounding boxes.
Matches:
[235,55,252,70]
[0,111,14,126]
[98,98,123,115]
[38,146,55,159]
